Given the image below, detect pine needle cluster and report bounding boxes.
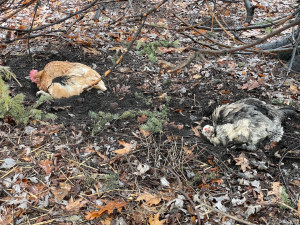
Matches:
[89,106,169,135]
[0,66,56,124]
[136,39,179,62]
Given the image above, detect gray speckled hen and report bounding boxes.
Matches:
[202,98,296,150]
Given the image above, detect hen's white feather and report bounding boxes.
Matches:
[202,98,294,150]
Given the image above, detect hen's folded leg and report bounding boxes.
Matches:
[36,90,51,97]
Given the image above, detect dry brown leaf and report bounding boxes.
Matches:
[137,114,147,123]
[190,29,207,35]
[183,144,196,155]
[109,46,125,52]
[240,80,260,91]
[290,84,299,94]
[21,0,35,4]
[267,182,282,198]
[113,140,137,155]
[158,93,168,100]
[100,215,114,225]
[51,182,71,202]
[0,208,14,224]
[85,200,126,220]
[139,127,151,137]
[66,197,88,211]
[82,47,101,55]
[51,188,69,202]
[234,153,250,172]
[191,126,201,137]
[136,192,161,206]
[158,59,175,69]
[38,159,52,174]
[149,213,166,225]
[158,47,176,54]
[192,74,202,79]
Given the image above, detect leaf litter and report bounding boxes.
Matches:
[0,0,300,224]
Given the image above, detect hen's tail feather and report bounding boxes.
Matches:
[279,107,297,118]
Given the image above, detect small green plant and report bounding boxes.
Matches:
[145,97,153,106]
[89,111,120,135]
[206,172,217,180]
[103,174,119,191]
[90,105,169,135]
[136,39,179,62]
[0,74,56,124]
[139,105,168,133]
[111,50,121,64]
[134,92,144,99]
[265,27,272,34]
[279,187,294,209]
[192,173,203,185]
[0,66,15,80]
[119,110,137,120]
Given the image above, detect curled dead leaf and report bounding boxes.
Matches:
[234,153,250,172]
[85,199,126,220]
[136,192,161,206]
[149,213,166,225]
[66,197,88,211]
[113,140,137,155]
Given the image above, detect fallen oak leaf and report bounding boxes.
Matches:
[85,200,126,220]
[137,114,147,123]
[66,197,88,211]
[51,182,71,202]
[267,182,282,199]
[190,29,207,35]
[149,213,166,225]
[183,144,196,156]
[290,84,299,94]
[82,47,101,56]
[211,179,224,185]
[113,140,137,155]
[38,159,52,174]
[136,192,161,206]
[240,80,260,91]
[51,187,69,202]
[158,59,175,69]
[191,126,201,137]
[158,47,176,54]
[139,127,150,137]
[234,153,250,172]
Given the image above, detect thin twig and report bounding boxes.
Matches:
[0,0,101,33]
[27,0,40,55]
[278,143,300,206]
[278,17,300,88]
[190,18,300,55]
[168,168,202,225]
[104,0,169,77]
[198,203,256,225]
[104,16,146,77]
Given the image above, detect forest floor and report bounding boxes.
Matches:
[1,0,300,224]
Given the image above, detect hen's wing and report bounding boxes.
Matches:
[47,73,101,98]
[37,61,106,98]
[211,98,286,149]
